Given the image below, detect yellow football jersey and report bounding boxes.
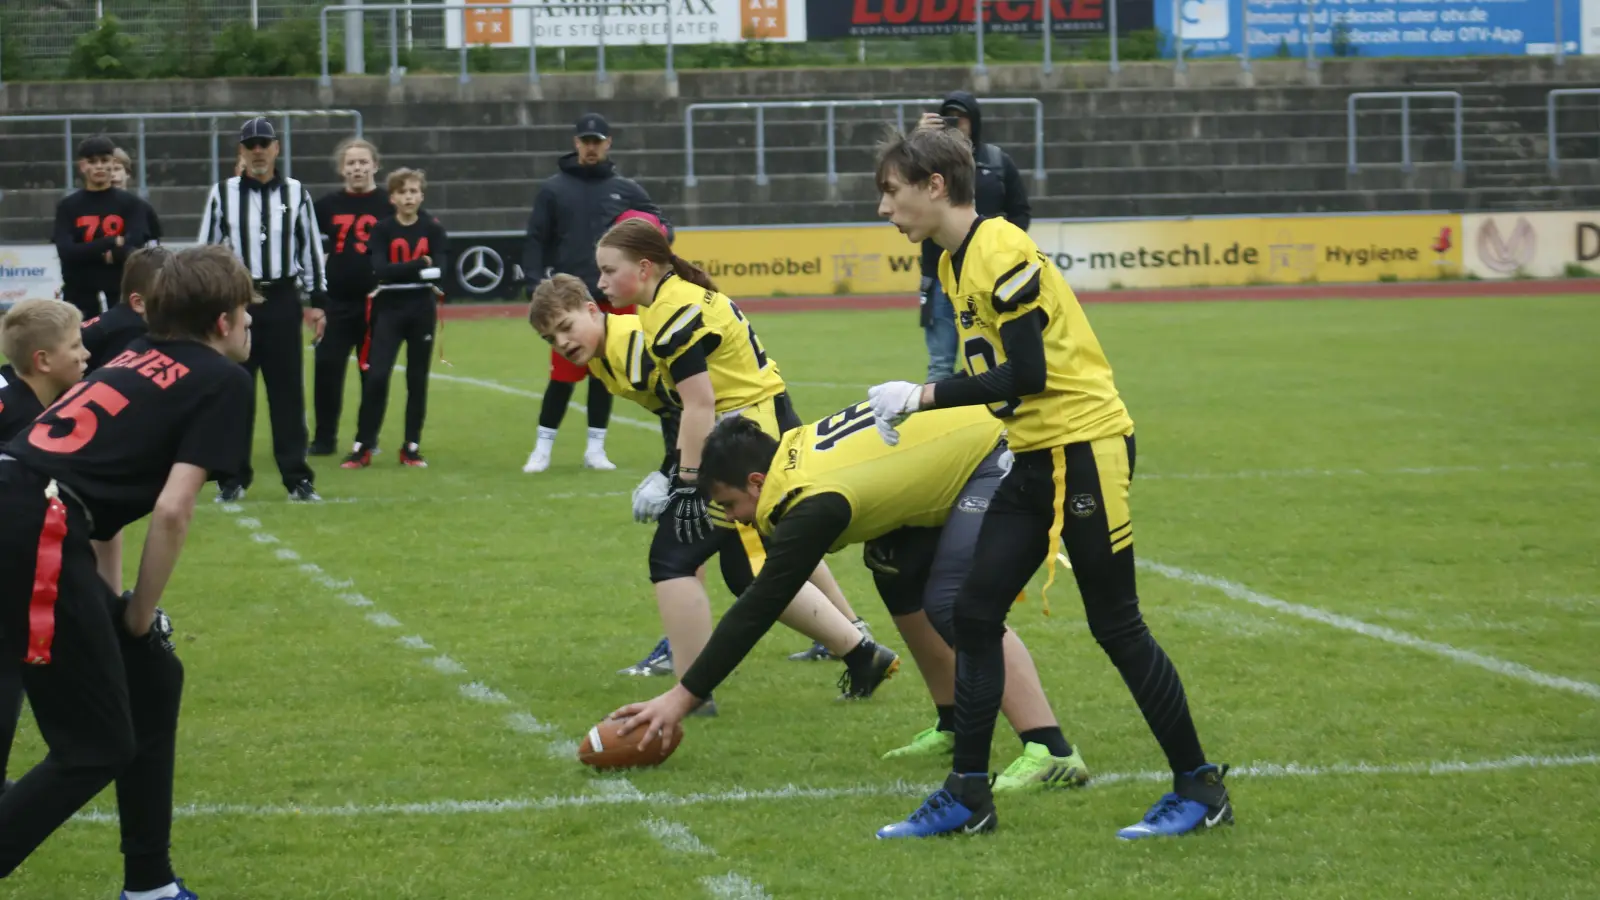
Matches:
[938,218,1134,452]
[639,273,786,414]
[755,403,1004,551]
[587,314,673,414]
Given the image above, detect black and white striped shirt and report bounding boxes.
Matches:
[198,173,326,297]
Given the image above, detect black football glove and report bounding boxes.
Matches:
[118,590,176,652]
[665,478,712,544]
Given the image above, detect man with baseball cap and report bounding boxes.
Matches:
[197,116,328,503]
[521,113,673,474]
[51,135,154,319]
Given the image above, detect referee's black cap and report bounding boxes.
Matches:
[239,116,278,144]
[76,135,117,159]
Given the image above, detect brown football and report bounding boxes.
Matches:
[577,716,677,770]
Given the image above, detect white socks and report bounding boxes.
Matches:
[123,884,180,900]
[586,427,607,455]
[535,426,558,451]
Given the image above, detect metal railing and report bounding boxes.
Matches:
[0,109,364,193]
[1546,88,1600,175]
[684,99,1047,189]
[319,2,671,88]
[1346,91,1464,175]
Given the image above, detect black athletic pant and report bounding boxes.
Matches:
[538,375,615,432]
[227,280,315,492]
[60,285,107,320]
[0,466,184,887]
[949,434,1207,777]
[355,293,436,448]
[311,293,370,448]
[0,664,19,784]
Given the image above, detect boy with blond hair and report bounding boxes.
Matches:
[0,297,89,797]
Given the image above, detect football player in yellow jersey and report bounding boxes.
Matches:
[611,407,1091,793]
[869,127,1229,840]
[595,218,873,663]
[529,275,898,707]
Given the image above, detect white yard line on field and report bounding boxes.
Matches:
[215,501,758,898]
[414,368,657,432]
[72,751,1598,823]
[1132,555,1600,701]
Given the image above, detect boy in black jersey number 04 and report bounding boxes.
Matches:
[0,245,255,898]
[868,127,1232,841]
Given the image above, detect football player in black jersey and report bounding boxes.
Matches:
[311,138,393,455]
[0,245,254,899]
[0,298,90,799]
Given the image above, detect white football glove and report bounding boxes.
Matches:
[867,381,923,446]
[631,470,672,523]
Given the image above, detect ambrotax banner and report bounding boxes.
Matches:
[444,0,806,49]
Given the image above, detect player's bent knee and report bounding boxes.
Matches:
[924,598,957,646]
[1088,612,1151,653]
[951,609,1007,648]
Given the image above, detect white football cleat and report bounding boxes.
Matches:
[583,450,617,471]
[523,446,552,474]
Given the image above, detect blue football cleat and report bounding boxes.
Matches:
[1117,763,1233,840]
[119,878,197,900]
[876,773,996,839]
[618,637,672,677]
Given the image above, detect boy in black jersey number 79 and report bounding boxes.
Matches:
[0,245,255,898]
[869,127,1230,841]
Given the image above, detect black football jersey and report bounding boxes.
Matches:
[0,364,46,444]
[316,189,395,296]
[81,302,148,373]
[4,338,251,538]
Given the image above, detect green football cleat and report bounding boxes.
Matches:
[881,725,955,760]
[993,742,1091,793]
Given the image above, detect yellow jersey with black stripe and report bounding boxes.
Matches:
[587,314,674,414]
[755,403,1004,551]
[939,217,1133,452]
[639,273,786,414]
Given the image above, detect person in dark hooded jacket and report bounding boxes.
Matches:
[916,92,1032,382]
[522,113,673,474]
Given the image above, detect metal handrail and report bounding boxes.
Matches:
[684,99,1047,189]
[1346,91,1464,174]
[319,2,670,89]
[0,109,364,195]
[1546,88,1600,175]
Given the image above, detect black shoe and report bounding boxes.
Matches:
[288,480,322,503]
[0,778,12,796]
[837,641,901,700]
[308,438,336,456]
[216,483,246,503]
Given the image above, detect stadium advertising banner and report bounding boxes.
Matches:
[666,213,1462,295]
[804,0,1155,37]
[1585,0,1600,52]
[0,245,61,312]
[443,0,807,48]
[1462,210,1600,279]
[1157,0,1580,59]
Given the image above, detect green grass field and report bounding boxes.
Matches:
[8,294,1599,898]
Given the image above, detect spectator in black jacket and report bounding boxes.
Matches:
[51,136,152,320]
[521,113,672,475]
[915,92,1032,382]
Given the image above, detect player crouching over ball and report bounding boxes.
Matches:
[613,406,1089,796]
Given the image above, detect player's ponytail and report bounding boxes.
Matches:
[700,415,779,491]
[598,217,721,295]
[669,253,717,293]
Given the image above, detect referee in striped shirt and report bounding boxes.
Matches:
[198,116,328,503]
